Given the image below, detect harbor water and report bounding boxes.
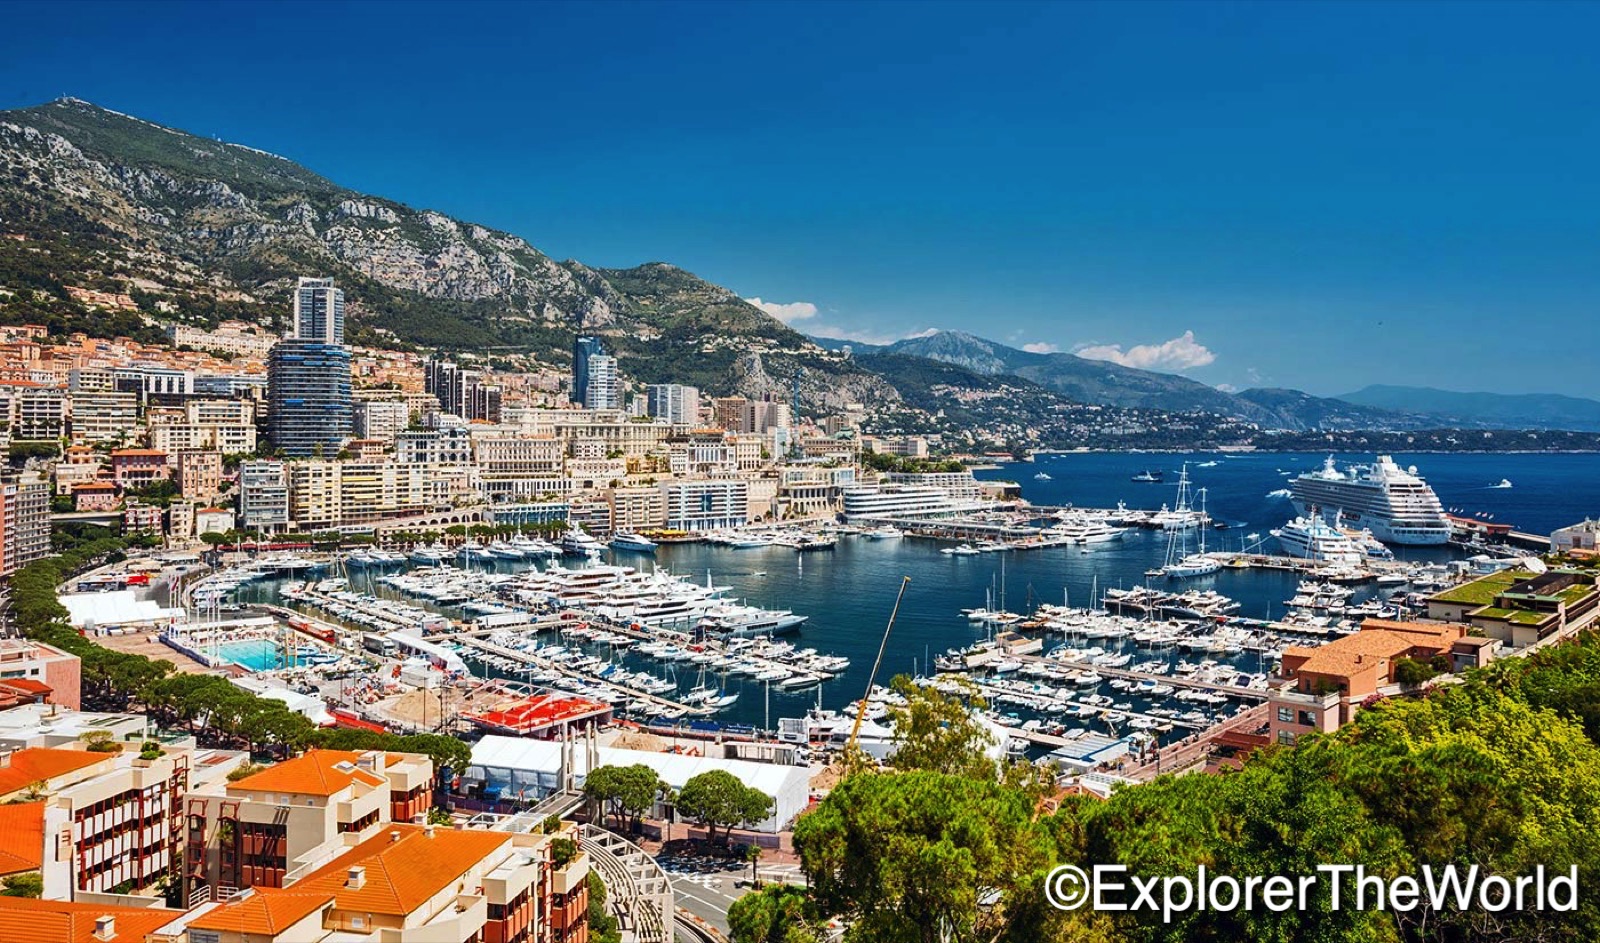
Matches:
[235,452,1600,736]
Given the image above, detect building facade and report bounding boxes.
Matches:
[267,341,352,457]
[293,277,346,345]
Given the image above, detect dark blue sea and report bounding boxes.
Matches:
[252,452,1600,735]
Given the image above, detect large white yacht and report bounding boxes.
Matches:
[1048,515,1127,545]
[1272,513,1366,564]
[1290,455,1450,545]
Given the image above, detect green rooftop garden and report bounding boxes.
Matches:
[1433,571,1531,606]
[1559,583,1597,605]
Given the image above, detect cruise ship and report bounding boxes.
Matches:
[1271,513,1365,564]
[1289,455,1450,545]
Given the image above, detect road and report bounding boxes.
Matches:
[660,852,806,937]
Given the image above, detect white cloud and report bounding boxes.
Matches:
[745,297,817,323]
[803,324,941,347]
[805,324,900,346]
[1074,330,1216,372]
[1215,383,1238,393]
[1022,342,1059,354]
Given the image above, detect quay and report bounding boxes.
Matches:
[449,634,716,718]
[436,616,843,691]
[1013,654,1271,702]
[959,676,1207,734]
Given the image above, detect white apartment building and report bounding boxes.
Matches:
[583,353,621,410]
[68,390,139,446]
[15,387,66,440]
[167,320,278,359]
[646,383,700,424]
[239,460,290,532]
[661,479,749,531]
[287,461,445,531]
[352,400,409,442]
[669,441,738,476]
[150,423,257,454]
[842,485,979,521]
[149,399,259,454]
[884,470,984,501]
[609,487,667,531]
[474,436,564,478]
[395,427,473,465]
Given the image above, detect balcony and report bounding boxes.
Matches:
[551,853,590,897]
[1269,686,1342,709]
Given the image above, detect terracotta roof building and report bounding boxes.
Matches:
[1270,619,1468,745]
[184,822,590,943]
[0,897,185,943]
[184,750,434,902]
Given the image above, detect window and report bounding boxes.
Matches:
[1277,730,1297,746]
[1275,706,1293,724]
[1298,710,1317,727]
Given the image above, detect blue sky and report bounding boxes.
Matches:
[4,0,1599,396]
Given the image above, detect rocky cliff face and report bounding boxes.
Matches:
[0,98,895,409]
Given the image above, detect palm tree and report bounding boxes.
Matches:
[745,843,763,887]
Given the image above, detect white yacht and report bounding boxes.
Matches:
[609,532,659,553]
[1049,515,1127,545]
[457,540,496,563]
[486,540,526,560]
[408,543,447,564]
[1289,455,1450,545]
[561,528,605,557]
[1272,513,1365,564]
[696,605,808,638]
[862,525,903,540]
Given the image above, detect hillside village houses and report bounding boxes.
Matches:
[0,279,986,559]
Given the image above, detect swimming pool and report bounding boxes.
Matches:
[217,638,285,672]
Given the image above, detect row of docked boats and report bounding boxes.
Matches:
[353,529,660,569]
[703,528,838,551]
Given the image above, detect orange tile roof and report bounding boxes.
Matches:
[1286,623,1460,680]
[186,890,334,935]
[0,802,44,875]
[227,749,388,797]
[110,449,166,457]
[0,678,53,697]
[0,898,183,942]
[293,824,510,917]
[0,748,112,797]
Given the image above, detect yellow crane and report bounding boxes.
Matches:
[846,575,911,757]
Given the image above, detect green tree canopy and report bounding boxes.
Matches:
[729,884,823,943]
[676,769,773,845]
[584,763,667,834]
[884,674,998,780]
[795,769,1049,943]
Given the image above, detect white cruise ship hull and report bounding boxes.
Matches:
[1288,455,1451,546]
[1289,499,1449,546]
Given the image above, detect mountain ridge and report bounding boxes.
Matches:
[1337,384,1600,432]
[0,97,892,411]
[0,98,1585,437]
[849,330,1423,430]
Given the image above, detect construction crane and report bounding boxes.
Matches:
[846,576,912,758]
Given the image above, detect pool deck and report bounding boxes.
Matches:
[94,631,223,674]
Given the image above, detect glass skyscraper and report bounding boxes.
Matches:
[267,340,352,457]
[294,277,345,344]
[270,278,352,455]
[572,335,607,408]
